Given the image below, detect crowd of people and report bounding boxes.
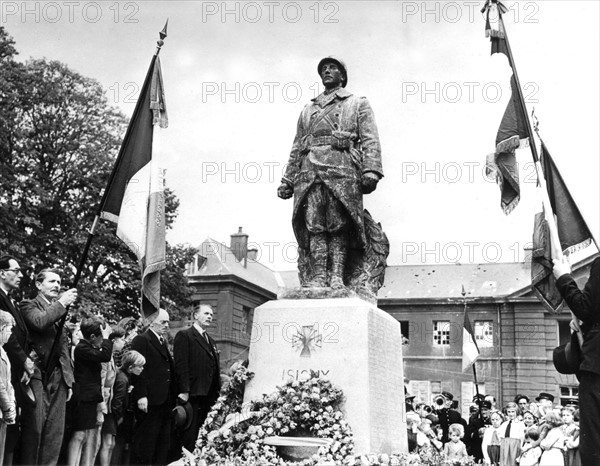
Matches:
[0,255,221,466]
[405,391,581,465]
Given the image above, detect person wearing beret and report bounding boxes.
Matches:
[554,256,600,466]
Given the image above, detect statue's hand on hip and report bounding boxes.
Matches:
[277,182,293,199]
[361,172,379,194]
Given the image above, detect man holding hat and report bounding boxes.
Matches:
[277,57,384,289]
[130,309,176,465]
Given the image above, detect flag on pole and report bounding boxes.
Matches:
[483,0,529,214]
[462,307,480,372]
[531,142,593,313]
[100,54,168,317]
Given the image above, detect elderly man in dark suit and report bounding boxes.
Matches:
[0,255,34,465]
[20,268,78,465]
[174,304,221,452]
[554,256,600,466]
[130,308,176,465]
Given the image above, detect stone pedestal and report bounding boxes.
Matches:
[243,297,407,455]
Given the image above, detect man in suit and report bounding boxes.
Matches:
[554,256,600,465]
[20,268,78,465]
[0,255,34,464]
[130,308,176,465]
[174,305,221,452]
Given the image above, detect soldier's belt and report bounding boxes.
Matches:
[301,135,353,152]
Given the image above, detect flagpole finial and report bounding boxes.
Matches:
[156,19,169,54]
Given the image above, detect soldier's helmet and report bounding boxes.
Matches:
[317,56,348,87]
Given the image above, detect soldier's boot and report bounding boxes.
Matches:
[330,233,347,289]
[305,233,328,287]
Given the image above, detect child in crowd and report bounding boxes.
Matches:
[110,350,146,466]
[66,316,113,466]
[482,411,505,466]
[539,412,566,466]
[0,311,17,466]
[518,427,542,466]
[561,407,580,466]
[500,401,525,465]
[443,423,468,461]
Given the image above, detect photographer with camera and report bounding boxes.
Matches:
[434,391,467,445]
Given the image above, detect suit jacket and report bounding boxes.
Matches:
[556,257,600,375]
[20,294,74,387]
[173,325,221,399]
[73,338,113,403]
[130,330,176,407]
[0,288,29,383]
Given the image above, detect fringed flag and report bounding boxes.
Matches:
[100,54,168,317]
[531,142,593,313]
[462,307,480,372]
[482,0,529,214]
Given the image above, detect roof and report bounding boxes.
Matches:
[280,254,598,302]
[279,263,530,301]
[379,262,531,301]
[186,238,285,295]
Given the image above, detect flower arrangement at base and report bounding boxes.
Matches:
[186,363,476,466]
[191,368,353,466]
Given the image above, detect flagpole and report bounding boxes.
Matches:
[462,286,482,421]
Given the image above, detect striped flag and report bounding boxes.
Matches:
[531,142,593,313]
[462,308,480,372]
[483,0,529,214]
[100,54,168,317]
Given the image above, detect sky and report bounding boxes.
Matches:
[2,0,599,271]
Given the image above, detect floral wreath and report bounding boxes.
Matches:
[186,362,475,466]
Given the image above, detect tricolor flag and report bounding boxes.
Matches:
[100,54,168,317]
[462,308,480,372]
[483,0,529,214]
[531,142,593,313]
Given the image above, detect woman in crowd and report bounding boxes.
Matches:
[561,406,580,466]
[109,350,146,466]
[522,410,538,431]
[539,411,566,466]
[500,401,525,465]
[482,411,504,466]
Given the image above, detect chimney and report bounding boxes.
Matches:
[247,248,258,261]
[230,227,249,265]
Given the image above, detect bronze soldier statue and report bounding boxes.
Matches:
[278,57,388,293]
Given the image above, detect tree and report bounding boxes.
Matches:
[0,27,196,320]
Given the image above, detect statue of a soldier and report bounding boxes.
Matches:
[278,57,388,292]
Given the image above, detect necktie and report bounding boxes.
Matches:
[204,332,211,346]
[505,420,512,437]
[491,430,500,445]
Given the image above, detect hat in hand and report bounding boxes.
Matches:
[173,401,193,431]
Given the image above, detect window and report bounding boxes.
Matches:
[558,320,571,346]
[560,386,578,406]
[433,321,450,346]
[474,321,493,348]
[241,305,254,335]
[399,320,409,345]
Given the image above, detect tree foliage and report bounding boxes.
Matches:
[0,27,196,321]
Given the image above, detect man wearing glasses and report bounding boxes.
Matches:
[0,255,34,465]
